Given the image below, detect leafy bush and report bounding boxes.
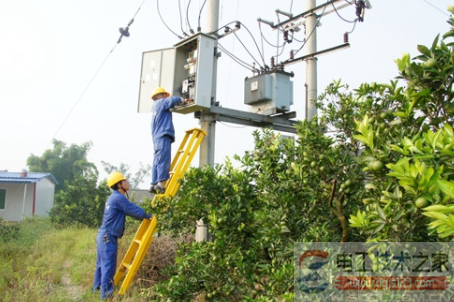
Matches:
[50,175,109,228]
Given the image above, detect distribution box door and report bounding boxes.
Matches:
[137,48,176,113]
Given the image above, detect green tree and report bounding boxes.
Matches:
[101,161,150,189]
[27,139,97,192]
[50,175,110,227]
[145,8,454,301]
[27,140,110,227]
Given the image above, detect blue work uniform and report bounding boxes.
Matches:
[92,190,151,301]
[151,95,183,185]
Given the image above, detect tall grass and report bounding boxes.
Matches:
[0,217,150,302]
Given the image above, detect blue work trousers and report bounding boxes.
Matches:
[151,136,172,185]
[93,231,118,300]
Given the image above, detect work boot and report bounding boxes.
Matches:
[148,185,157,194]
[154,184,166,194]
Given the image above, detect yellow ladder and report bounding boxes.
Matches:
[113,128,206,295]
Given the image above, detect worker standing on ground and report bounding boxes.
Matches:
[149,87,187,194]
[92,171,152,301]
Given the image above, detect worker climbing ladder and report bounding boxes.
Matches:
[113,128,206,295]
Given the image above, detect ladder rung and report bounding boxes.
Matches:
[122,263,131,270]
[134,239,141,245]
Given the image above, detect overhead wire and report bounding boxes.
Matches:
[331,1,357,23]
[218,43,255,71]
[422,0,450,17]
[198,0,208,29]
[236,22,266,68]
[178,0,187,36]
[157,0,182,39]
[186,0,194,33]
[45,0,147,150]
[233,32,264,69]
[258,20,287,49]
[284,0,328,62]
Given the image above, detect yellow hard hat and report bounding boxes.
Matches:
[107,171,126,188]
[151,87,170,100]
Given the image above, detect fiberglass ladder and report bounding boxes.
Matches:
[113,128,206,295]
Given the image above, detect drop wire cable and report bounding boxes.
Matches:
[218,43,255,71]
[346,19,357,34]
[331,1,357,23]
[178,0,188,36]
[45,0,147,150]
[157,0,182,38]
[198,0,208,29]
[186,0,193,33]
[46,43,119,151]
[286,0,328,61]
[237,22,266,68]
[259,22,287,48]
[233,32,264,69]
[422,0,450,16]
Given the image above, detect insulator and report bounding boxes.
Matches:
[290,50,294,60]
[344,33,349,44]
[271,57,275,68]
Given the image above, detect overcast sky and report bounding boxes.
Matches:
[1,0,452,188]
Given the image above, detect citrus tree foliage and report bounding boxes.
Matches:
[27,139,98,193]
[338,8,454,242]
[150,123,366,301]
[50,175,110,227]
[146,9,454,301]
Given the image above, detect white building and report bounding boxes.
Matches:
[0,170,58,221]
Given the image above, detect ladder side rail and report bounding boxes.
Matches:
[114,218,151,285]
[118,217,158,295]
[116,128,207,295]
[169,132,203,196]
[164,134,201,197]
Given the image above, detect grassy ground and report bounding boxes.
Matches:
[0,218,151,302]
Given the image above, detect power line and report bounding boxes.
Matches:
[157,0,182,39]
[234,32,264,69]
[186,0,194,33]
[198,0,208,30]
[218,43,254,71]
[45,0,147,151]
[45,43,119,151]
[422,0,450,17]
[258,21,286,49]
[285,0,328,61]
[178,0,188,36]
[331,1,357,23]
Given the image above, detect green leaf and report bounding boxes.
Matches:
[423,205,454,214]
[365,183,378,190]
[417,45,431,57]
[438,180,454,199]
[377,206,386,221]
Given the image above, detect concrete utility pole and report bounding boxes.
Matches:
[196,0,219,242]
[198,0,219,168]
[305,0,318,120]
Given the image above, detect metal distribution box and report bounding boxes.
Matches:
[137,47,176,113]
[137,33,216,114]
[244,71,294,115]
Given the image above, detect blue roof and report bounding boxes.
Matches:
[0,172,58,184]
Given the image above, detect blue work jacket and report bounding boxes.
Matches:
[98,190,151,238]
[151,96,183,143]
